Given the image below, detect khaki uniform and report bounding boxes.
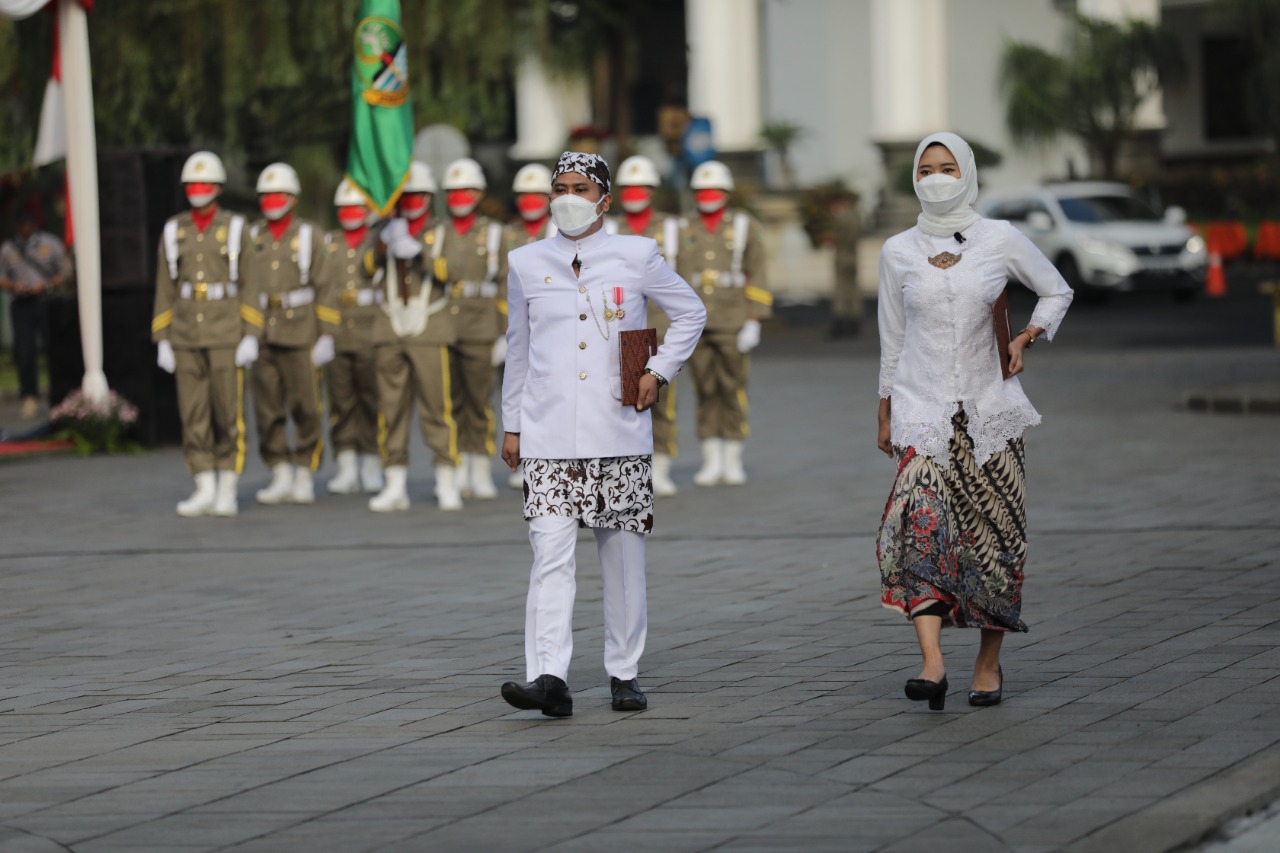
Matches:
[437,217,507,456]
[151,209,261,474]
[244,218,329,471]
[676,211,772,441]
[370,224,461,468]
[316,229,381,457]
[832,203,864,331]
[606,214,683,456]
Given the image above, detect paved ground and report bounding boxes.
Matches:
[1,298,1279,852]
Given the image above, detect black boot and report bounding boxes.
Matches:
[501,674,573,717]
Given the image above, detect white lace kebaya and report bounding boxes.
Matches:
[877,217,1074,466]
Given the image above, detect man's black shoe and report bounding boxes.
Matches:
[501,674,573,717]
[610,677,648,712]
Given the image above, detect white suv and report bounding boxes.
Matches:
[977,182,1206,300]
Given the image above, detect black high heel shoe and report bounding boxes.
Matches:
[968,666,1003,707]
[904,674,948,710]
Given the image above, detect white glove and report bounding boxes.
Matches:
[389,234,423,260]
[737,319,761,353]
[311,334,335,367]
[490,335,508,367]
[380,217,409,245]
[156,340,176,374]
[234,335,259,367]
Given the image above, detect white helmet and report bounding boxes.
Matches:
[333,178,365,207]
[181,151,226,184]
[617,155,660,188]
[405,161,437,194]
[690,160,735,192]
[442,157,487,191]
[256,162,301,195]
[511,163,552,195]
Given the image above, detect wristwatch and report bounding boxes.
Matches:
[644,368,668,387]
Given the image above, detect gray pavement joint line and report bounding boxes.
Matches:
[1,522,1274,561]
[0,824,73,853]
[1061,740,1280,853]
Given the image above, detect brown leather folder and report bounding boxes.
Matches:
[619,328,658,406]
[994,289,1014,380]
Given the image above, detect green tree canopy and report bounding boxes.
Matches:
[999,13,1182,180]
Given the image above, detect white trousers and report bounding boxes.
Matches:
[525,515,647,683]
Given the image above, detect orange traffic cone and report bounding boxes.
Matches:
[1205,237,1227,298]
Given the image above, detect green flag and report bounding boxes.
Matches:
[347,0,414,217]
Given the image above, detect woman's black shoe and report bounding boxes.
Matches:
[904,674,948,710]
[501,674,573,717]
[968,667,1003,707]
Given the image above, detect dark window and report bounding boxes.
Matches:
[1202,35,1258,141]
[1058,194,1160,223]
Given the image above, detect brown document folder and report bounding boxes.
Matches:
[619,328,658,406]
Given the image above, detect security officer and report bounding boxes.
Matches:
[366,166,465,513]
[151,150,261,517]
[606,154,683,496]
[501,163,556,490]
[438,157,507,500]
[680,160,772,486]
[317,178,383,495]
[245,162,332,506]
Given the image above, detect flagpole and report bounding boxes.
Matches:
[59,0,106,402]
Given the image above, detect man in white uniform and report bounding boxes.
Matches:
[499,152,706,717]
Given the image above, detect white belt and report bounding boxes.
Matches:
[260,286,315,310]
[179,282,237,300]
[349,289,384,307]
[697,271,745,288]
[455,280,500,299]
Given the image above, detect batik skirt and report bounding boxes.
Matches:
[523,455,654,533]
[877,408,1029,632]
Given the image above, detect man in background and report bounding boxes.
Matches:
[0,205,67,420]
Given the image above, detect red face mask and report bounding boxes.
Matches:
[186,182,219,208]
[694,189,728,214]
[447,189,479,217]
[399,193,430,219]
[337,205,367,231]
[619,186,651,214]
[516,193,550,221]
[260,192,293,221]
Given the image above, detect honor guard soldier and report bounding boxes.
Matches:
[606,155,683,496]
[317,178,384,495]
[439,157,507,500]
[681,160,772,486]
[246,162,333,505]
[366,162,465,513]
[151,150,261,517]
[501,163,556,489]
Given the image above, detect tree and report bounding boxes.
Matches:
[759,121,806,189]
[999,13,1182,180]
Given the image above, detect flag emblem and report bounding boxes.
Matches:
[355,15,408,108]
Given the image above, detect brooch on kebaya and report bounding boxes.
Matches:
[927,251,963,270]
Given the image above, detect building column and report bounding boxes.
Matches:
[869,0,949,229]
[686,0,762,154]
[509,53,591,162]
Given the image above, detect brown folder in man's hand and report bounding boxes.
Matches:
[619,328,658,406]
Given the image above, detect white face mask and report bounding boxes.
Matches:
[187,190,218,209]
[915,173,965,207]
[550,194,604,237]
[695,197,727,214]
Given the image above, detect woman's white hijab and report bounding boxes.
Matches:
[913,131,981,237]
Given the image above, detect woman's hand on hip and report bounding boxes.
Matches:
[1007,336,1027,377]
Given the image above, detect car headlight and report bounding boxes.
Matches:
[1078,235,1137,263]
[1184,235,1206,255]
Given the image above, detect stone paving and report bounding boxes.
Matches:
[1,323,1279,852]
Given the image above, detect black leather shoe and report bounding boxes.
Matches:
[904,674,948,711]
[610,677,648,712]
[968,667,1003,707]
[501,674,573,717]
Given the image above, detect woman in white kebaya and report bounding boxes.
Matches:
[876,132,1073,710]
